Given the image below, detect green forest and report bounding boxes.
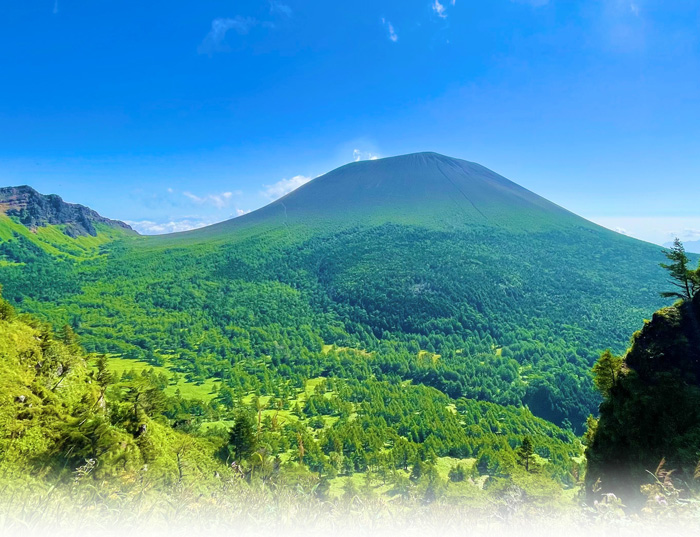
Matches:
[1,160,700,530]
[0,216,671,434]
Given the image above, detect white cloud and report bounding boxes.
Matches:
[589,216,700,246]
[262,175,312,200]
[682,228,700,240]
[127,207,251,235]
[629,2,640,16]
[353,149,380,162]
[53,0,59,15]
[126,218,214,235]
[269,1,292,17]
[198,17,257,54]
[183,190,239,209]
[381,18,398,42]
[432,0,447,18]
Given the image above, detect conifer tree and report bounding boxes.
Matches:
[227,412,257,462]
[448,464,467,482]
[660,238,700,300]
[516,436,535,473]
[592,350,623,396]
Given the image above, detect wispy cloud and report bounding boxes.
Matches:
[269,1,292,18]
[595,0,648,53]
[678,228,700,241]
[126,218,214,235]
[198,17,257,54]
[53,0,59,15]
[127,209,251,235]
[590,216,700,246]
[353,149,380,162]
[381,18,398,42]
[432,0,447,18]
[262,175,312,200]
[183,190,239,208]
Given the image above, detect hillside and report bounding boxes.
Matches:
[0,153,674,433]
[0,288,582,507]
[0,186,135,262]
[586,292,700,506]
[0,185,134,237]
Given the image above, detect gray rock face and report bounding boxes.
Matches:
[0,185,135,237]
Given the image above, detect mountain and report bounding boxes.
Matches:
[0,185,135,262]
[176,152,591,241]
[0,185,134,238]
[0,153,676,432]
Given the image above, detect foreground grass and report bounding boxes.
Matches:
[1,476,698,537]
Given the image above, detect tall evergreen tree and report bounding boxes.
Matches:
[227,412,257,462]
[660,238,699,300]
[516,436,535,473]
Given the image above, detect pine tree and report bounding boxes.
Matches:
[660,238,700,300]
[227,412,257,462]
[448,464,467,482]
[95,354,113,388]
[516,435,535,473]
[410,455,426,481]
[592,349,623,396]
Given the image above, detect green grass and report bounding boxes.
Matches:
[0,215,131,260]
[323,457,478,500]
[202,377,336,434]
[322,344,373,358]
[106,355,221,401]
[435,456,477,480]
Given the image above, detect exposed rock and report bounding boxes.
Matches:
[0,185,135,237]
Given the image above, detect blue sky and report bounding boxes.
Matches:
[0,1,698,244]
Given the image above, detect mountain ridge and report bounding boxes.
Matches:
[0,185,135,238]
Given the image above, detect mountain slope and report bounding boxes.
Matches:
[0,186,134,237]
[0,153,675,431]
[0,186,136,262]
[173,152,591,243]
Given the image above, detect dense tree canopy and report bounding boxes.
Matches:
[586,291,700,507]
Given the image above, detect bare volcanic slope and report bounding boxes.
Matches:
[174,152,592,241]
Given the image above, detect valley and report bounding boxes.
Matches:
[0,153,695,528]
